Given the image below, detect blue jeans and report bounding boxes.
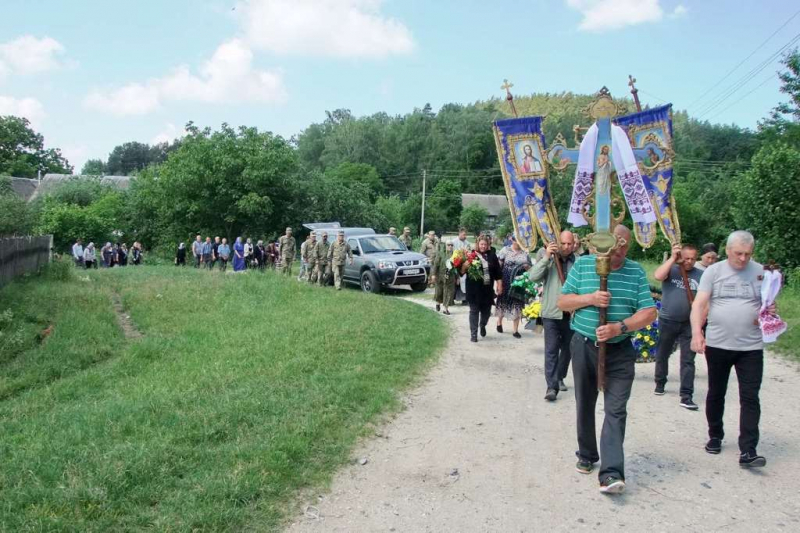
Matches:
[542,316,573,390]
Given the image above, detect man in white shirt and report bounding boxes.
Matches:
[72,239,84,268]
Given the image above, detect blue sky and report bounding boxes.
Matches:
[0,0,797,172]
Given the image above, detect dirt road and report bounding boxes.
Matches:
[288,298,800,532]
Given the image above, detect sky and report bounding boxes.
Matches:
[1,0,797,172]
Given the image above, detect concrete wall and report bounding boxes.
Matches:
[0,235,53,288]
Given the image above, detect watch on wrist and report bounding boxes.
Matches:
[619,321,629,334]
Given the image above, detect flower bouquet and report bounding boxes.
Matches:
[522,301,542,321]
[453,250,484,281]
[632,299,661,363]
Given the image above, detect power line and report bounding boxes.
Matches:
[707,73,781,121]
[687,8,800,110]
[694,31,800,118]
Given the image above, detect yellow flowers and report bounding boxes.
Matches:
[522,301,542,320]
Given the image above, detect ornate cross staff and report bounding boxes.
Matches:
[502,79,519,119]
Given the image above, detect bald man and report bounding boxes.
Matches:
[529,230,576,400]
[558,225,657,494]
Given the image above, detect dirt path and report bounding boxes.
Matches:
[288,297,800,532]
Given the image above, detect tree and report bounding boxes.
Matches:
[81,159,106,175]
[0,116,72,177]
[759,49,800,148]
[105,140,179,175]
[0,176,38,236]
[425,178,462,233]
[128,123,299,245]
[323,162,384,198]
[460,203,489,236]
[733,143,800,270]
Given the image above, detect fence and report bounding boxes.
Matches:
[0,235,53,288]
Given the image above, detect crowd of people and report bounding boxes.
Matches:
[71,239,143,269]
[70,223,775,496]
[443,224,774,495]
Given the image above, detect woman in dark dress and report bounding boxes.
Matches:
[175,243,187,266]
[101,242,114,267]
[116,243,128,266]
[462,235,503,342]
[495,239,531,338]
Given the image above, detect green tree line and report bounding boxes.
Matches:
[2,51,799,271]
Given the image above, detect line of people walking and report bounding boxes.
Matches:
[72,239,142,269]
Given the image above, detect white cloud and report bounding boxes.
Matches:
[672,4,687,17]
[84,39,286,116]
[566,0,665,32]
[238,0,414,58]
[0,35,67,76]
[0,95,46,125]
[151,123,186,145]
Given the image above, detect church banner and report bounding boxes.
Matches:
[615,104,680,248]
[493,116,561,252]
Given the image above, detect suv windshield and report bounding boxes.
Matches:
[360,236,406,253]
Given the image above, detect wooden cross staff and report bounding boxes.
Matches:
[502,79,519,118]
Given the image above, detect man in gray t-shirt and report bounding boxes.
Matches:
[691,230,767,468]
[653,243,703,408]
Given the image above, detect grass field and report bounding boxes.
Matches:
[0,263,448,531]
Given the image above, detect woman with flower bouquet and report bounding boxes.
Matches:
[431,241,458,314]
[462,236,502,342]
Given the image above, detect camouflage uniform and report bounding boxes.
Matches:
[399,233,413,250]
[305,236,319,282]
[315,237,331,285]
[279,230,296,275]
[419,237,438,261]
[327,238,353,290]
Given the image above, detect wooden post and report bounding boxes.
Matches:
[628,75,642,112]
[596,254,611,391]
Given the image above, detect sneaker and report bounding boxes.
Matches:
[680,397,699,410]
[559,379,568,392]
[513,332,521,339]
[705,437,722,454]
[599,476,626,494]
[654,384,665,396]
[470,335,478,343]
[480,326,487,337]
[544,389,558,402]
[497,325,503,333]
[576,459,594,474]
[739,450,767,468]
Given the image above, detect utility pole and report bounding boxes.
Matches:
[419,169,427,238]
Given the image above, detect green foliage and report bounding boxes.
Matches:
[425,178,462,233]
[45,175,113,207]
[373,195,405,233]
[0,115,72,177]
[733,143,800,269]
[130,123,298,245]
[105,140,179,175]
[80,158,107,175]
[460,203,489,236]
[323,161,384,197]
[0,176,38,236]
[0,265,447,530]
[36,198,114,250]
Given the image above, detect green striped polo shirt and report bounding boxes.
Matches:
[561,255,655,343]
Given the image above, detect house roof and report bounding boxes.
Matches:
[8,177,39,202]
[461,193,508,217]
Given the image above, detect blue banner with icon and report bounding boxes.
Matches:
[493,116,561,252]
[615,104,680,247]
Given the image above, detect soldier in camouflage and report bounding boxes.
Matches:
[315,232,331,285]
[419,230,438,261]
[399,226,413,250]
[278,227,296,275]
[327,230,353,290]
[305,232,318,283]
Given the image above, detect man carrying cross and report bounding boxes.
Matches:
[558,225,657,494]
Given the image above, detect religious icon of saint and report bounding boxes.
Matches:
[551,147,563,166]
[643,147,660,167]
[520,144,543,174]
[595,145,611,195]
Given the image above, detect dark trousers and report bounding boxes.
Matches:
[705,347,763,454]
[543,316,573,390]
[468,302,492,337]
[219,258,228,272]
[572,334,636,481]
[654,318,696,398]
[194,255,201,268]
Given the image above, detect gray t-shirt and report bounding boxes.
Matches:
[698,260,763,351]
[660,265,703,322]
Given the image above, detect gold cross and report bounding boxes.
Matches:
[628,75,637,90]
[519,218,532,234]
[501,79,514,93]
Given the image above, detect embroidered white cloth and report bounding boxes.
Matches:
[567,122,656,227]
[759,270,787,343]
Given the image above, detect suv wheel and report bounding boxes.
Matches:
[361,270,381,294]
[410,282,428,293]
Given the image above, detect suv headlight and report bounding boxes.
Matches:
[419,257,429,266]
[378,260,396,269]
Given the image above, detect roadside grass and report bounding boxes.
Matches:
[0,265,447,531]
